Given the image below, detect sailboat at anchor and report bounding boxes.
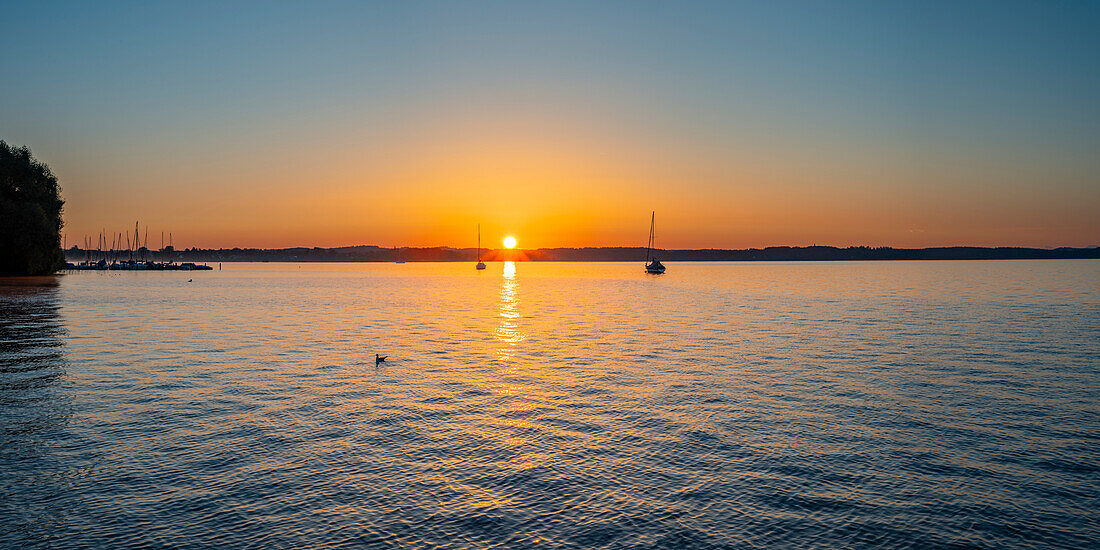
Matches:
[476,224,487,270]
[645,211,665,274]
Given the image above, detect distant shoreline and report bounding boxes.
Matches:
[64,245,1100,263]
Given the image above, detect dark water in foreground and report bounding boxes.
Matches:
[1,261,1098,549]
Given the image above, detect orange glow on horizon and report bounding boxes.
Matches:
[56,100,1100,250]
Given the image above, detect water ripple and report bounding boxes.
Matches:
[1,262,1098,548]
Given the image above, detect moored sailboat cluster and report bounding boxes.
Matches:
[65,222,212,271]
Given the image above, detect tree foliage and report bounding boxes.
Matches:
[0,141,65,275]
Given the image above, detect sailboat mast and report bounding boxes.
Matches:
[478,224,481,262]
[646,211,655,262]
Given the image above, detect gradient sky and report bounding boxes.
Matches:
[2,1,1098,249]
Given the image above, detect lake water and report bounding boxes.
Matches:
[2,261,1098,549]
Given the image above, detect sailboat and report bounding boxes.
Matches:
[645,211,666,274]
[476,224,487,270]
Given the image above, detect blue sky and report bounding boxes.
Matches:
[2,1,1097,248]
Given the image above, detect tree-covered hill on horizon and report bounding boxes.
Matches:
[63,244,1100,263]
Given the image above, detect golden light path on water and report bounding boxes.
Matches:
[496,261,524,364]
[492,261,538,466]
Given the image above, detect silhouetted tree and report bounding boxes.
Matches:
[0,141,65,274]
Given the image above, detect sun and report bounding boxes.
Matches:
[503,235,517,249]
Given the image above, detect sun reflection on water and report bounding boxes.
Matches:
[495,261,524,363]
[487,261,539,471]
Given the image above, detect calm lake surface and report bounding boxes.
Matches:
[2,261,1098,549]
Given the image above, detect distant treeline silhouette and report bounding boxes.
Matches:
[530,246,1100,262]
[64,244,1099,263]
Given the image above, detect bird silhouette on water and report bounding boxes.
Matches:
[375,353,387,364]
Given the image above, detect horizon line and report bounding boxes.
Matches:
[64,243,1100,252]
